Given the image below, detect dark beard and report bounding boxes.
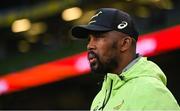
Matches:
[90,54,118,76]
[89,40,119,76]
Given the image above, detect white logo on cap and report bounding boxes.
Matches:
[88,11,102,24]
[117,21,128,29]
[88,20,96,24]
[91,11,102,20]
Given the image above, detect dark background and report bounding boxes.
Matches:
[0,0,179,109]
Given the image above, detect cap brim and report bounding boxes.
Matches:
[71,24,112,39]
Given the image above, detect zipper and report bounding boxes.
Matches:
[98,79,113,111]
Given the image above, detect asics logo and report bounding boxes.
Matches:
[117,21,128,29]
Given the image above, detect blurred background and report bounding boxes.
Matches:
[0,0,179,110]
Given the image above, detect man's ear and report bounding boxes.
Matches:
[119,36,132,52]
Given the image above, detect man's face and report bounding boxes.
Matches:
[87,31,123,75]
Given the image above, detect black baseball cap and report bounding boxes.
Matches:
[71,8,139,40]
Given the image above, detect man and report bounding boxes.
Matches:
[71,8,179,110]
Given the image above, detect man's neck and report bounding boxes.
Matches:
[113,54,137,74]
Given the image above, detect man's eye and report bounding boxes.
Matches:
[94,34,102,38]
[87,37,90,42]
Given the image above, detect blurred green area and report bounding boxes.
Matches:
[0,40,87,75]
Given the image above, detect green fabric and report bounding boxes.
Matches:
[91,57,180,110]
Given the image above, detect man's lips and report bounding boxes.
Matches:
[88,51,97,64]
[89,57,97,64]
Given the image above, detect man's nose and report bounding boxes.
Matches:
[87,36,96,51]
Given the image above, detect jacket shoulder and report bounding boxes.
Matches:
[121,77,179,110]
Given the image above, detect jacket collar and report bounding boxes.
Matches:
[103,56,167,90]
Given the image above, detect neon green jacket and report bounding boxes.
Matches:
[91,57,179,111]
